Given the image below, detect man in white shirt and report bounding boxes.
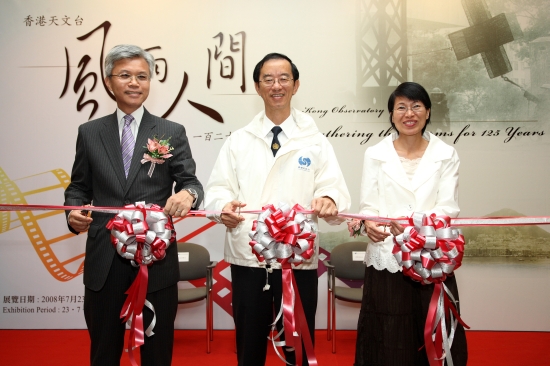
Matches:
[205,53,350,365]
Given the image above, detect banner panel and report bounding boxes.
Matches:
[1,0,549,331]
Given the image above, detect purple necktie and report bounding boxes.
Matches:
[121,115,135,178]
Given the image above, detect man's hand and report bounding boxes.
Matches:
[220,200,246,229]
[164,190,194,217]
[68,205,93,233]
[311,196,338,218]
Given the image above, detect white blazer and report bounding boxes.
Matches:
[205,109,351,269]
[359,132,460,272]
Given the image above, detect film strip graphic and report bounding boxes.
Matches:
[0,167,341,314]
[0,166,82,282]
[0,167,222,284]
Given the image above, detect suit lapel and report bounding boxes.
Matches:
[377,137,412,192]
[125,108,156,193]
[382,156,412,192]
[99,112,126,189]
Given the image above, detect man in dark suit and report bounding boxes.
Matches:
[64,44,203,366]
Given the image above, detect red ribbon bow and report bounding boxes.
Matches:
[393,212,469,366]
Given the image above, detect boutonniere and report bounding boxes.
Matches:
[141,136,174,177]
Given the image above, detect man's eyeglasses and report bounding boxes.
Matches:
[259,77,294,87]
[393,104,425,115]
[110,73,150,83]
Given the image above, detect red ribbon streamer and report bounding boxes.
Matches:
[106,203,174,366]
[282,263,318,366]
[120,265,149,366]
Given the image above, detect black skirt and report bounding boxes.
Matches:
[354,266,468,366]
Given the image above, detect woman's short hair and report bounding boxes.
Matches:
[387,82,432,134]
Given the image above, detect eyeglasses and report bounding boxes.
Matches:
[393,104,425,114]
[110,73,150,83]
[259,77,294,87]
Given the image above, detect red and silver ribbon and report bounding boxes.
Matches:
[392,212,469,366]
[249,203,316,266]
[249,203,318,366]
[392,213,464,284]
[106,202,175,366]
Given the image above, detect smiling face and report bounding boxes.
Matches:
[254,58,300,121]
[105,57,151,115]
[391,96,430,137]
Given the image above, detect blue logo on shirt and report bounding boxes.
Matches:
[298,156,311,167]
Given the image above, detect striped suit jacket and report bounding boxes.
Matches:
[64,108,203,292]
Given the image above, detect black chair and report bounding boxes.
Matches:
[323,241,366,353]
[177,242,217,353]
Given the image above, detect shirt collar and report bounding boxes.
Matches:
[116,105,144,128]
[262,113,296,138]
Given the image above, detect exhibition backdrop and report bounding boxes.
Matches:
[1,0,549,331]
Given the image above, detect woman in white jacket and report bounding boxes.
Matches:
[349,82,467,365]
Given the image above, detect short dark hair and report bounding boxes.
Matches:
[253,53,299,83]
[388,82,432,134]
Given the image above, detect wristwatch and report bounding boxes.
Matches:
[183,188,198,207]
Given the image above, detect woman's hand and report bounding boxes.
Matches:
[388,220,405,236]
[364,220,390,243]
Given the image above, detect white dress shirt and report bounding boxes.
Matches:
[261,114,296,149]
[116,106,144,141]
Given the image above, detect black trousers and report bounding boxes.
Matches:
[231,264,318,366]
[84,254,178,366]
